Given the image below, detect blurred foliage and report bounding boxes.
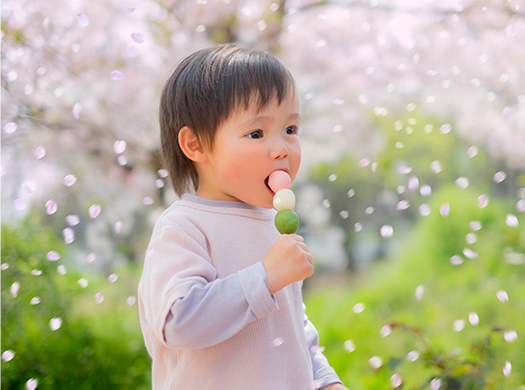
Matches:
[1,214,151,389]
[308,111,523,270]
[305,185,525,389]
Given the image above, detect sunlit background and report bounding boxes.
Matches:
[2,0,524,389]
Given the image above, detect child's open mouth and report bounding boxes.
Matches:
[264,176,274,195]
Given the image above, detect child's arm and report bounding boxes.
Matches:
[304,306,348,390]
[140,224,279,350]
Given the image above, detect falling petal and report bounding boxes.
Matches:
[380,324,391,337]
[73,103,82,119]
[450,255,463,265]
[63,174,77,187]
[62,228,74,244]
[117,155,128,166]
[466,233,477,244]
[22,181,36,194]
[354,223,363,232]
[455,177,469,189]
[478,195,489,208]
[87,253,96,263]
[50,318,62,331]
[343,339,355,352]
[127,296,136,306]
[45,200,57,215]
[359,158,371,167]
[89,204,101,218]
[272,337,284,347]
[406,350,419,362]
[430,160,442,173]
[517,199,525,213]
[497,290,509,302]
[419,204,431,216]
[469,312,479,326]
[347,189,356,198]
[469,221,482,231]
[46,251,60,261]
[95,292,105,304]
[415,285,424,300]
[506,24,517,37]
[65,215,80,226]
[30,297,41,305]
[115,221,122,234]
[420,185,432,196]
[110,70,124,80]
[467,145,478,158]
[77,13,89,27]
[34,146,46,159]
[353,303,365,313]
[430,378,442,390]
[440,124,452,134]
[78,278,88,288]
[2,350,15,362]
[368,356,382,369]
[4,122,17,134]
[408,177,419,191]
[31,269,42,275]
[127,46,139,58]
[397,165,412,174]
[108,274,118,283]
[506,214,519,227]
[114,140,127,154]
[453,319,465,332]
[396,200,410,210]
[493,171,507,183]
[503,361,512,377]
[391,374,403,388]
[14,197,27,210]
[130,32,145,43]
[463,248,478,259]
[10,282,20,298]
[143,197,154,205]
[57,265,67,275]
[380,225,394,238]
[25,378,38,390]
[440,203,450,216]
[339,210,349,219]
[503,106,511,122]
[1,263,9,270]
[504,330,518,342]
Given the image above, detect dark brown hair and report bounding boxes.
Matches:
[159,43,296,196]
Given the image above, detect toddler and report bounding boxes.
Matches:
[138,43,347,390]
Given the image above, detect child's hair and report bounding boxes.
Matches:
[159,43,296,196]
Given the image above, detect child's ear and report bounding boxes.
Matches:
[178,126,207,162]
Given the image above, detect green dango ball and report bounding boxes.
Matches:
[275,209,299,234]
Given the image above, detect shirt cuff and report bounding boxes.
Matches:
[238,262,278,318]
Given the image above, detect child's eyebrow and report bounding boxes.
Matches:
[242,113,301,126]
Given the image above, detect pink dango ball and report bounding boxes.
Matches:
[268,170,291,193]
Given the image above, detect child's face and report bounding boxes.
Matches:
[196,92,301,209]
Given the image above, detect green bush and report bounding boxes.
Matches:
[305,185,525,389]
[1,215,151,389]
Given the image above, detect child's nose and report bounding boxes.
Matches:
[270,139,290,160]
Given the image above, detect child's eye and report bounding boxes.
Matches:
[247,130,263,139]
[284,126,297,135]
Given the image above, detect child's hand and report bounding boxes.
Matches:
[263,234,314,295]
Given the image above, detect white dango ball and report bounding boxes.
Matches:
[273,189,296,211]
